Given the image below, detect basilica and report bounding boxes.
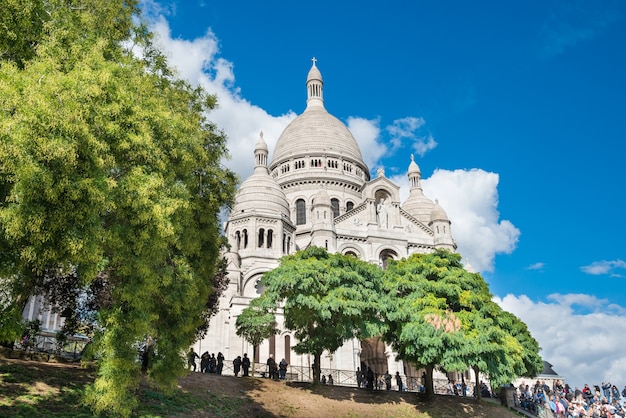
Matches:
[194,60,458,380]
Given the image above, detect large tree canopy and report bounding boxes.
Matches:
[250,247,385,383]
[381,249,542,400]
[0,1,236,416]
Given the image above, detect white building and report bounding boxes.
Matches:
[195,60,457,382]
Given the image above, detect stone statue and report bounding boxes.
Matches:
[377,198,389,229]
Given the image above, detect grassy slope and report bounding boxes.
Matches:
[0,356,524,418]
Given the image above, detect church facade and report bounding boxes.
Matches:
[194,60,457,380]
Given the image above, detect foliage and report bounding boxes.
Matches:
[257,247,385,382]
[0,1,236,416]
[235,297,279,376]
[196,254,231,340]
[381,249,542,399]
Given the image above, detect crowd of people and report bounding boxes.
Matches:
[354,367,404,392]
[517,379,626,418]
[188,349,291,380]
[187,349,228,375]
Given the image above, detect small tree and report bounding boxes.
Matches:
[258,247,384,383]
[235,297,278,376]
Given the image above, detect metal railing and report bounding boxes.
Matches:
[192,359,478,396]
[12,331,90,360]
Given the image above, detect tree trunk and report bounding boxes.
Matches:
[313,351,322,383]
[473,365,482,401]
[424,363,435,399]
[251,344,257,377]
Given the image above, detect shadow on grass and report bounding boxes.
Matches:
[0,359,95,417]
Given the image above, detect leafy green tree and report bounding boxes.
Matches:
[460,300,519,399]
[258,247,384,383]
[381,249,541,400]
[0,0,48,68]
[235,297,279,376]
[493,310,543,384]
[0,1,236,416]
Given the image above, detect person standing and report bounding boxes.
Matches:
[395,371,403,392]
[187,348,199,372]
[216,352,224,375]
[267,354,278,379]
[233,355,242,377]
[279,358,288,380]
[200,351,210,373]
[356,367,364,389]
[208,353,216,373]
[366,367,374,390]
[242,353,251,377]
[612,385,622,402]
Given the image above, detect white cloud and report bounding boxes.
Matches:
[581,259,626,277]
[421,169,520,273]
[346,117,386,173]
[495,294,626,390]
[526,262,545,271]
[385,117,437,157]
[146,15,295,182]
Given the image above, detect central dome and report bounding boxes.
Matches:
[269,60,367,175]
[271,106,365,165]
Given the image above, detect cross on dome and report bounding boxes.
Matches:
[311,57,317,66]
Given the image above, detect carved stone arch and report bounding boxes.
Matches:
[360,336,388,376]
[378,248,399,269]
[338,244,362,259]
[241,270,267,297]
[373,188,392,203]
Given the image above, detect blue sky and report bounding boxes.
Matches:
[140,0,626,389]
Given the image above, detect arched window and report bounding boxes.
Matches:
[267,229,273,248]
[284,335,291,364]
[258,228,265,247]
[346,201,354,212]
[235,231,241,251]
[243,229,248,248]
[269,334,276,358]
[379,249,398,270]
[296,199,306,225]
[331,198,340,218]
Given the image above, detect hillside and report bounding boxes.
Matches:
[0,357,523,417]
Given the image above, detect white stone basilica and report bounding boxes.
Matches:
[194,60,457,380]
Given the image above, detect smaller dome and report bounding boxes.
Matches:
[255,132,268,152]
[402,189,434,224]
[430,199,450,222]
[307,60,323,83]
[233,172,289,218]
[408,154,421,175]
[313,188,331,206]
